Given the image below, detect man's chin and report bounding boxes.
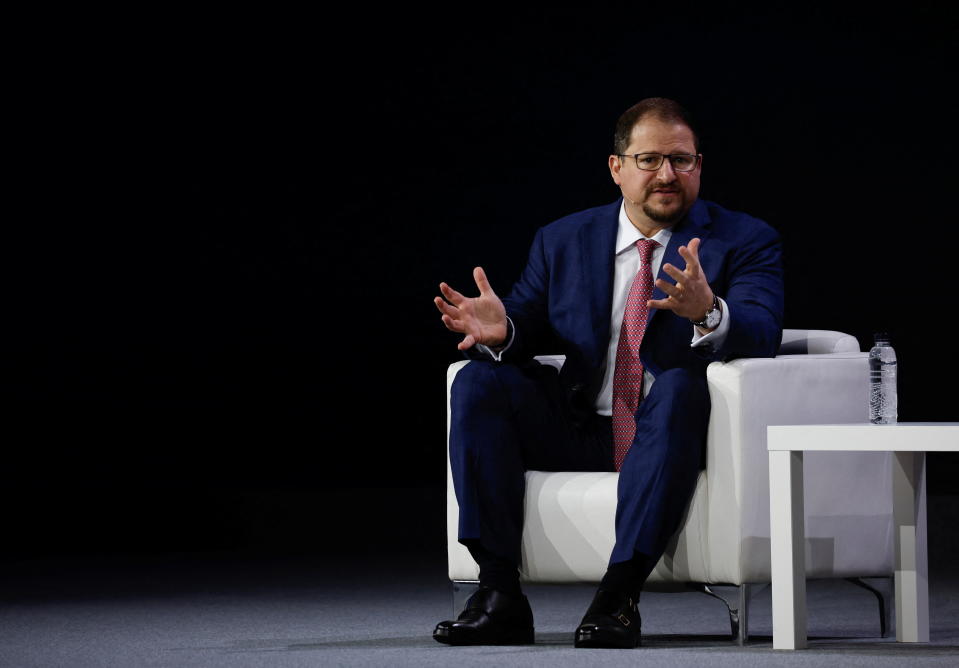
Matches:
[642,202,686,225]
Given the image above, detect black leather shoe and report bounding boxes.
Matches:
[573,588,641,648]
[433,586,534,645]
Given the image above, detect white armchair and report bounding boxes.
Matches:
[445,329,896,643]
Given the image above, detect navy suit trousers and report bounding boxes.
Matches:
[449,359,708,570]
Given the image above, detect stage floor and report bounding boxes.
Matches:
[1,546,957,668]
[1,488,957,667]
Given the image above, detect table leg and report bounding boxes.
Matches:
[893,451,929,642]
[770,449,807,650]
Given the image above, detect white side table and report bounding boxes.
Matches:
[767,422,959,650]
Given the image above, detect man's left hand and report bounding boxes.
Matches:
[647,237,714,323]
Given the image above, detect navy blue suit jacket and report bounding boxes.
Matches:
[487,197,784,419]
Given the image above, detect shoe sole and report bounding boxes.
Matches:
[574,628,640,649]
[433,627,535,645]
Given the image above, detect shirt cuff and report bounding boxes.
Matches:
[690,297,730,348]
[476,316,515,361]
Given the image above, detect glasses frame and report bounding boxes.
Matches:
[617,152,701,172]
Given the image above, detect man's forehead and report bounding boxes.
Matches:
[627,118,695,150]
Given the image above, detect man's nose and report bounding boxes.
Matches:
[656,159,677,180]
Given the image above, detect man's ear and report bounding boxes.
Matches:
[608,154,622,185]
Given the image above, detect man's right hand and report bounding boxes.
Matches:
[435,266,508,351]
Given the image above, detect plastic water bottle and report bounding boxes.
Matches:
[868,333,897,424]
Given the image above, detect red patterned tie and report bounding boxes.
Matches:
[612,239,659,472]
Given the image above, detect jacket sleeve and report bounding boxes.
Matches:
[698,223,784,362]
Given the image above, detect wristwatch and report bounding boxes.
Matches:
[691,295,722,329]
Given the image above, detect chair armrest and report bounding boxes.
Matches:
[706,352,870,484]
[780,329,861,354]
[703,352,891,582]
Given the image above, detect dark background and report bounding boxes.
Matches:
[3,6,957,561]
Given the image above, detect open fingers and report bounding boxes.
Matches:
[661,262,686,284]
[678,238,702,277]
[439,281,467,306]
[435,296,460,318]
[647,297,674,311]
[655,277,684,299]
[441,313,465,333]
[457,334,476,351]
[473,266,495,297]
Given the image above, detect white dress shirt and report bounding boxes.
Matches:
[594,202,730,415]
[480,201,731,416]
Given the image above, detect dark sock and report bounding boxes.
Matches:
[600,551,656,601]
[466,541,522,597]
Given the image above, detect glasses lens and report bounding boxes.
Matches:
[634,153,663,170]
[670,155,697,172]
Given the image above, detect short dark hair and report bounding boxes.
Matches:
[613,98,700,155]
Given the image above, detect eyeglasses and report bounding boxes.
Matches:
[617,153,700,172]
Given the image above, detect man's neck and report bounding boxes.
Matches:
[623,204,671,238]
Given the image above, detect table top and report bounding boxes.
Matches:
[767,423,959,452]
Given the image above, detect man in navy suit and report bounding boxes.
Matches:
[432,98,784,648]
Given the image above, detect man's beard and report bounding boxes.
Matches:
[642,196,687,224]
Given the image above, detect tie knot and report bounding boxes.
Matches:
[636,239,659,264]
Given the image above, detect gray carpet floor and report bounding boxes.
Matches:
[1,490,956,666]
[0,547,957,668]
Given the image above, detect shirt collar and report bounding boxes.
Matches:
[616,200,672,255]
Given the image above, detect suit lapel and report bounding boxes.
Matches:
[576,198,712,355]
[580,200,620,357]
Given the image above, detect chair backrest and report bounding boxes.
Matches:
[778,329,860,355]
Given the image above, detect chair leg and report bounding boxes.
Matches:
[845,576,894,638]
[689,583,765,645]
[452,580,480,618]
